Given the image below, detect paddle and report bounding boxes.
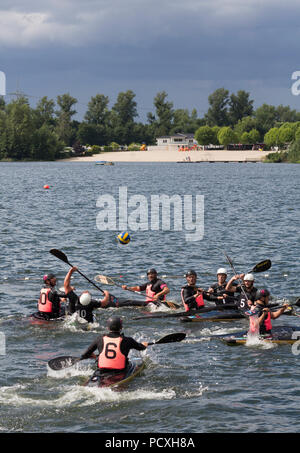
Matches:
[49,249,105,294]
[224,253,253,303]
[95,274,181,310]
[147,332,186,345]
[47,332,186,371]
[95,274,143,295]
[249,259,271,274]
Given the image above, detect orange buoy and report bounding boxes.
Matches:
[44,185,50,189]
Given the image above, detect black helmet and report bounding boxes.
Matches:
[107,316,123,332]
[147,268,157,275]
[256,289,270,299]
[185,270,197,278]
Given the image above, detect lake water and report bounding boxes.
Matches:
[0,161,299,435]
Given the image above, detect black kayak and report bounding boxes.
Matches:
[214,325,300,345]
[84,360,146,388]
[180,309,244,323]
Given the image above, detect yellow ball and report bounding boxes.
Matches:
[117,232,130,245]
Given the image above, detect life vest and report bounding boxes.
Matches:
[181,288,204,312]
[256,305,272,333]
[98,335,126,370]
[145,283,166,302]
[263,311,272,332]
[38,288,53,313]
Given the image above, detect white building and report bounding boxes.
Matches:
[156,133,197,147]
[147,133,199,152]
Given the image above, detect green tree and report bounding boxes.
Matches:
[35,96,55,128]
[151,91,174,136]
[217,127,237,149]
[112,90,137,125]
[278,126,293,145]
[286,138,300,162]
[254,104,277,137]
[275,105,300,123]
[195,125,215,145]
[205,88,229,126]
[4,97,34,160]
[55,93,78,146]
[248,129,260,144]
[171,108,200,134]
[77,122,107,146]
[234,116,257,139]
[31,124,63,160]
[85,94,110,125]
[0,97,5,110]
[240,131,250,144]
[228,90,254,125]
[295,126,300,141]
[264,127,280,148]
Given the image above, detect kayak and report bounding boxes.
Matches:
[95,161,114,166]
[29,311,65,323]
[85,359,146,388]
[180,309,244,323]
[215,325,300,345]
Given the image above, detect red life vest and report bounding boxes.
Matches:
[98,335,126,370]
[181,289,204,312]
[38,288,53,313]
[263,311,272,331]
[146,283,166,303]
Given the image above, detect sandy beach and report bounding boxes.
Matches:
[62,149,272,163]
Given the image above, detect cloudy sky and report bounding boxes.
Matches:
[1,0,300,121]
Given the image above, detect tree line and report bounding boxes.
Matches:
[0,88,300,161]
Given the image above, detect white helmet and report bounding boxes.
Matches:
[244,273,254,281]
[217,268,227,275]
[80,291,91,306]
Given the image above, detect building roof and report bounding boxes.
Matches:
[157,133,195,139]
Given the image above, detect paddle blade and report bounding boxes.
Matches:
[48,355,79,371]
[95,275,115,285]
[154,332,186,344]
[161,300,181,310]
[251,260,271,273]
[49,249,70,265]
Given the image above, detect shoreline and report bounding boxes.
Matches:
[61,149,273,163]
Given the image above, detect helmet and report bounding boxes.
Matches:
[217,268,227,275]
[244,273,254,281]
[147,268,157,275]
[256,289,270,299]
[43,273,55,282]
[107,316,123,332]
[79,291,91,306]
[185,270,197,277]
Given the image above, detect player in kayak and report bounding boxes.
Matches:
[63,266,111,323]
[249,289,290,336]
[180,270,207,312]
[225,273,258,309]
[33,273,67,320]
[80,316,148,379]
[121,268,170,304]
[206,267,236,306]
[64,267,147,323]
